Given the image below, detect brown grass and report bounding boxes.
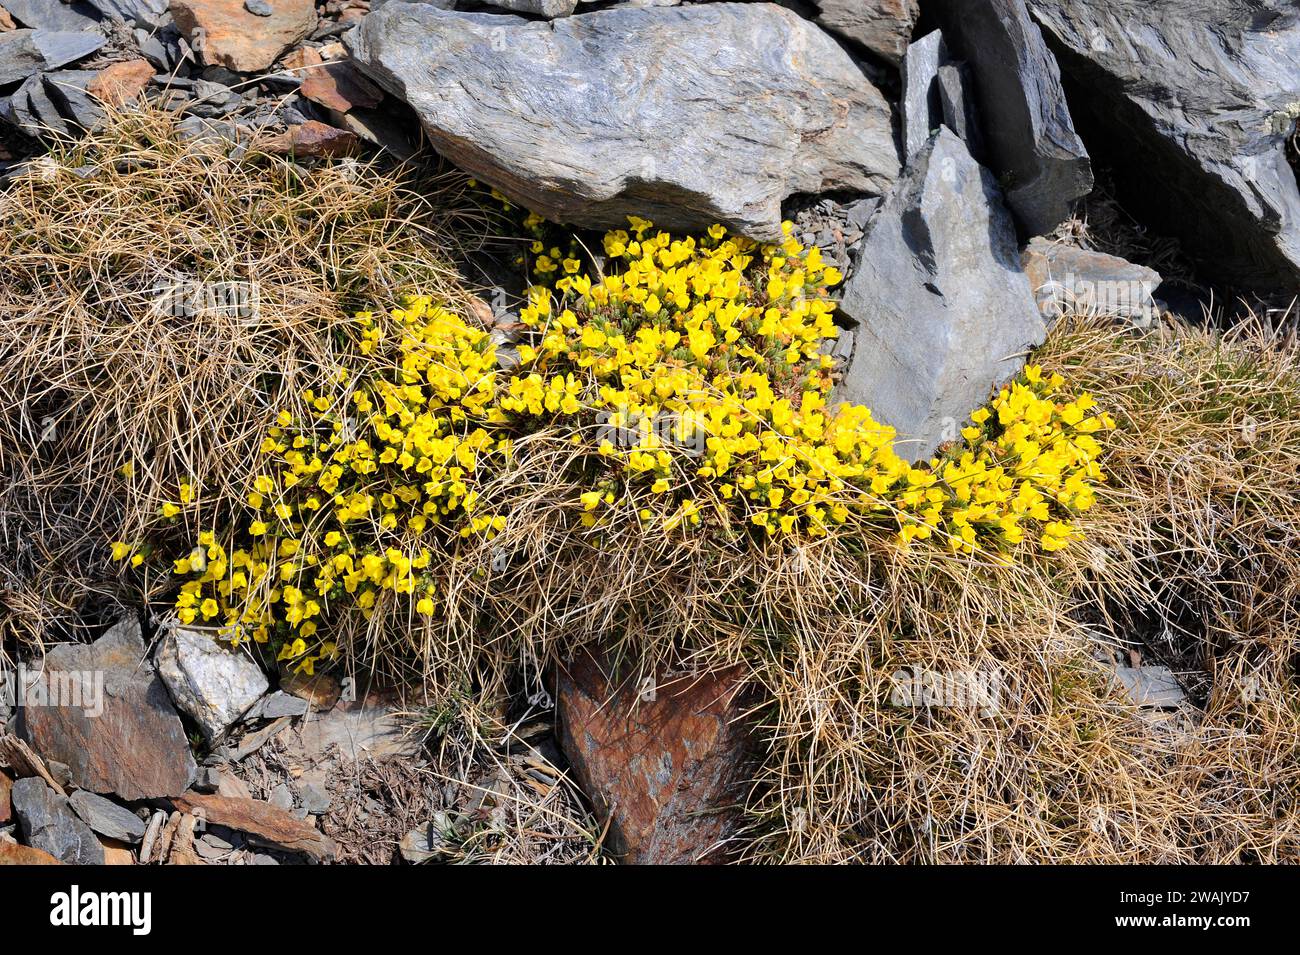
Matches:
[0,109,480,649]
[3,111,1296,864]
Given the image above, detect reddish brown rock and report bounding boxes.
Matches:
[17,619,196,801]
[279,45,322,73]
[0,771,12,824]
[170,0,316,73]
[88,59,155,106]
[300,60,382,114]
[172,792,337,861]
[0,841,62,865]
[0,6,16,32]
[556,649,755,864]
[261,120,358,159]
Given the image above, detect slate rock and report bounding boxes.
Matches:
[1,0,102,31]
[156,627,269,744]
[900,29,946,162]
[931,0,1092,236]
[556,648,754,864]
[0,29,106,85]
[17,618,197,802]
[835,128,1046,460]
[347,2,899,241]
[170,0,316,73]
[11,777,104,865]
[1111,665,1186,709]
[68,789,147,843]
[171,791,336,861]
[1028,0,1300,293]
[87,0,170,26]
[40,69,104,132]
[806,0,918,66]
[244,690,308,720]
[1021,237,1161,326]
[87,58,156,106]
[0,840,63,864]
[485,0,577,16]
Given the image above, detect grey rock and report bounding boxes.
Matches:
[1021,237,1161,327]
[245,690,309,721]
[268,783,294,810]
[900,29,946,162]
[932,0,1092,236]
[399,813,455,863]
[1028,0,1300,293]
[186,79,242,117]
[1,0,102,31]
[17,618,196,802]
[299,782,331,815]
[193,766,221,793]
[87,0,170,27]
[936,62,983,157]
[157,627,269,745]
[40,70,104,132]
[0,29,107,85]
[134,24,189,71]
[68,790,147,843]
[1111,665,1186,709]
[835,128,1045,460]
[347,2,898,241]
[485,0,577,16]
[11,777,104,865]
[45,759,73,790]
[245,0,275,15]
[805,0,918,66]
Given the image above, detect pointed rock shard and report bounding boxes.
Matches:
[347,2,899,240]
[1028,0,1300,293]
[835,128,1046,460]
[931,0,1092,235]
[900,30,947,162]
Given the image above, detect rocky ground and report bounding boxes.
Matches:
[2,0,1298,864]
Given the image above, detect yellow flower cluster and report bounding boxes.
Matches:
[112,216,1110,664]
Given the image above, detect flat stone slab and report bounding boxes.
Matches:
[347,2,899,240]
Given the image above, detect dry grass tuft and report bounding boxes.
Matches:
[0,108,479,648]
[388,316,1300,864]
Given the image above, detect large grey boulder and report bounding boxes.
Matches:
[157,627,269,744]
[835,128,1046,460]
[1028,0,1300,293]
[804,0,919,66]
[0,30,106,86]
[11,777,105,865]
[931,0,1092,236]
[347,2,899,240]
